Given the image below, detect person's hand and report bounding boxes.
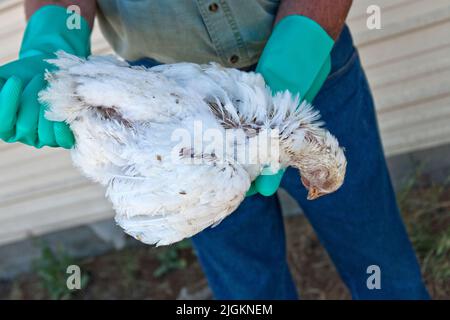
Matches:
[247,15,334,197]
[246,56,331,196]
[0,5,91,149]
[0,55,74,148]
[247,169,286,197]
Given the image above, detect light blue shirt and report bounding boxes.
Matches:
[97,0,280,68]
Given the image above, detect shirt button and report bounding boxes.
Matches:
[229,55,239,64]
[208,3,219,12]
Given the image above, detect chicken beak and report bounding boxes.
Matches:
[307,187,324,200]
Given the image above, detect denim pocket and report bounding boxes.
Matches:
[322,50,359,92]
[313,51,367,125]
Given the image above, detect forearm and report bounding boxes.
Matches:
[275,0,353,40]
[25,0,96,28]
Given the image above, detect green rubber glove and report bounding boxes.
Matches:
[247,15,334,197]
[0,5,91,148]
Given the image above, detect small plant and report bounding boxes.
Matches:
[33,243,88,299]
[397,163,425,209]
[118,249,140,292]
[153,240,192,278]
[398,169,450,288]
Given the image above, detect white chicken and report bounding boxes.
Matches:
[40,52,346,246]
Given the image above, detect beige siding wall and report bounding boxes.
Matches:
[0,0,449,245]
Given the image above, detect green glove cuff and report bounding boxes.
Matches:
[20,5,91,59]
[304,55,331,103]
[256,15,334,100]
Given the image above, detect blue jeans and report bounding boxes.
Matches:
[132,26,429,300]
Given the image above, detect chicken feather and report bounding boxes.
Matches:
[40,52,346,246]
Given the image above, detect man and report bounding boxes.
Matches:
[0,0,429,299]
